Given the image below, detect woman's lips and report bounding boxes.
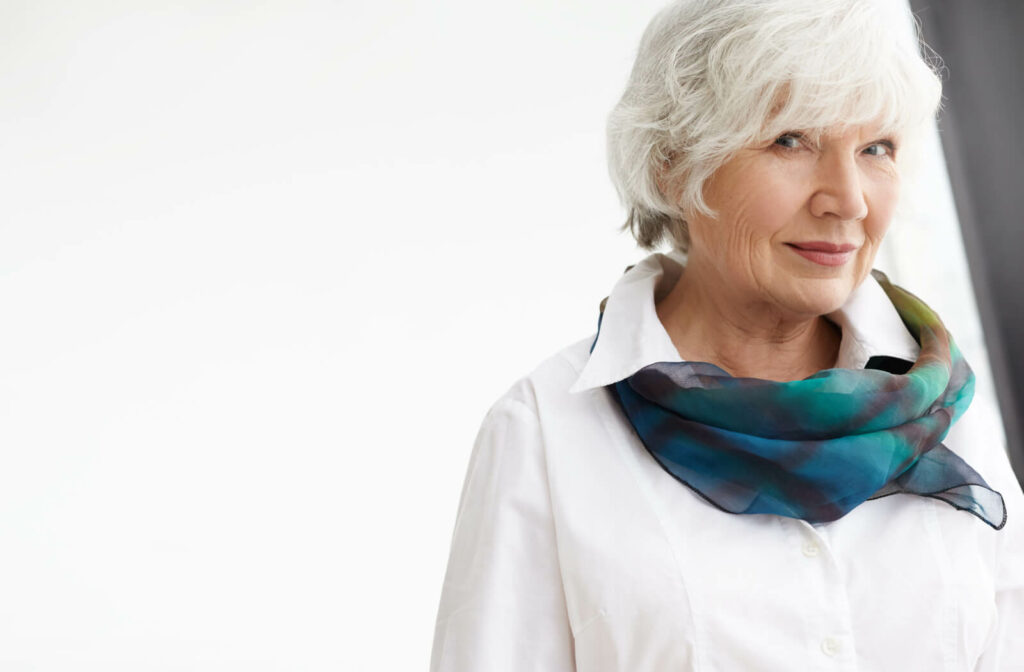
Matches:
[785,242,857,267]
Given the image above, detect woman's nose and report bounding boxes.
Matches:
[808,153,869,221]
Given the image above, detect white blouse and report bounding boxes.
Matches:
[430,251,1024,672]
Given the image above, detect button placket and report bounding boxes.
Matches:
[792,525,854,666]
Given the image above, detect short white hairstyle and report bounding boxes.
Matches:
[607,0,943,251]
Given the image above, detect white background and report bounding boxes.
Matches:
[0,1,997,670]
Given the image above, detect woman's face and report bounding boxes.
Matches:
[684,123,901,318]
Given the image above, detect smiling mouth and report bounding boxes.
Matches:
[785,242,858,267]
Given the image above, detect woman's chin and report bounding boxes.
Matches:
[781,259,875,311]
[771,278,858,318]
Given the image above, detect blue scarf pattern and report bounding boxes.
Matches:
[594,270,1006,529]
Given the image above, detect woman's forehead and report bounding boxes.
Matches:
[759,111,904,142]
[758,84,917,139]
[780,122,896,140]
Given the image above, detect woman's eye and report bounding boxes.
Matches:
[863,141,896,157]
[774,134,803,149]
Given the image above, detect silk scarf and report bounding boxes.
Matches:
[594,269,1006,529]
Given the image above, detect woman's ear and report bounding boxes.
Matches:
[655,169,671,201]
[654,157,678,205]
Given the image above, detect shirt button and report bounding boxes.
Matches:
[821,637,841,656]
[802,541,820,558]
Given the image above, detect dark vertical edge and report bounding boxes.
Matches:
[908,0,1024,487]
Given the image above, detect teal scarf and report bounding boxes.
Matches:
[596,270,1006,529]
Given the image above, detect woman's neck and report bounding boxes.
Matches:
[655,264,841,382]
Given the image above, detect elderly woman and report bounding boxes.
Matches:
[430,0,1024,669]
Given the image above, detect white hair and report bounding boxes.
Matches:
[607,0,943,251]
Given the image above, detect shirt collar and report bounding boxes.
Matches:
[569,250,921,393]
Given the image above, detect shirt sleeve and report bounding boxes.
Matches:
[430,392,575,672]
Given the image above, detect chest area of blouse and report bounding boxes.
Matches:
[538,388,998,672]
